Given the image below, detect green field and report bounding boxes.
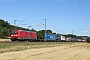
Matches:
[0,42,82,53]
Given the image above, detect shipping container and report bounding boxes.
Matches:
[45,34,57,41]
[61,35,66,41]
[71,38,78,42]
[66,37,72,42]
[56,34,66,41]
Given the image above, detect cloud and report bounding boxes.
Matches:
[83,28,90,33]
[87,28,90,30]
[73,0,78,6]
[83,31,89,33]
[0,17,8,20]
[0,17,4,19]
[33,24,43,26]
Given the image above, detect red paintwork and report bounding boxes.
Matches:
[11,30,37,40]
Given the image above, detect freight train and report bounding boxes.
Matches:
[11,30,83,42]
[10,30,66,42]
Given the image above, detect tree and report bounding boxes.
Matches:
[37,30,45,39]
[0,19,29,38]
[87,37,90,43]
[37,32,43,39]
[46,30,52,33]
[30,28,36,32]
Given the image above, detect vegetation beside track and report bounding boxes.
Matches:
[0,42,83,53]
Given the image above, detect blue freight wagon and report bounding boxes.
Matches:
[71,38,78,42]
[45,34,57,41]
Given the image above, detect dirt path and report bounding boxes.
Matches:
[0,43,90,60]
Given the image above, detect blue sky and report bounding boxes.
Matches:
[0,0,90,36]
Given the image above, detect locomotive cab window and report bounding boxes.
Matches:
[12,31,18,34]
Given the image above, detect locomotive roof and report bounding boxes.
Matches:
[12,30,36,32]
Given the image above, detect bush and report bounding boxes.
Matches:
[87,37,90,43]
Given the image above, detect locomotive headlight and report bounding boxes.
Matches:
[11,35,13,36]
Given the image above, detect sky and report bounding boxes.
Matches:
[0,0,90,36]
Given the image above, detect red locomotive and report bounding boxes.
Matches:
[10,30,37,41]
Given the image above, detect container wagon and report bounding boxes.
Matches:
[60,35,66,42]
[45,34,57,41]
[45,34,66,42]
[57,35,66,42]
[71,38,78,42]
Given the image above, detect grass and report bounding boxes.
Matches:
[0,42,82,53]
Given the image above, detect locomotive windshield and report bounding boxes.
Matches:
[11,31,18,34]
